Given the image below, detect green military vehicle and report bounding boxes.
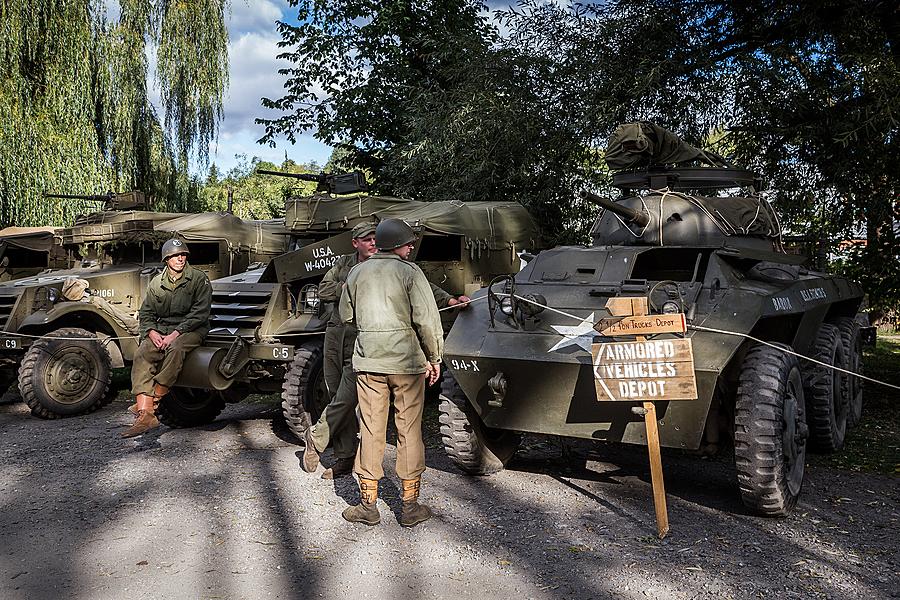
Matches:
[438,123,864,516]
[0,206,287,418]
[0,227,67,283]
[155,171,542,437]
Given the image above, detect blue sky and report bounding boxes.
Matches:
[205,0,332,175]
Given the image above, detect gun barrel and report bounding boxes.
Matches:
[580,190,650,227]
[44,193,110,201]
[256,169,323,182]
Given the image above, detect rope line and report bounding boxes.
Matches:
[688,324,900,391]
[495,292,898,391]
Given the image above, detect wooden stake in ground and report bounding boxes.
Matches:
[590,296,697,539]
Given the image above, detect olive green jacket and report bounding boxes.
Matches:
[339,252,444,374]
[138,264,213,340]
[321,252,452,327]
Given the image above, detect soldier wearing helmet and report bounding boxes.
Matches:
[336,218,445,527]
[302,220,469,480]
[121,238,212,438]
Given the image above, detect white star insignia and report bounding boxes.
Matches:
[548,312,596,353]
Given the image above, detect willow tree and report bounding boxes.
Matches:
[0,0,229,227]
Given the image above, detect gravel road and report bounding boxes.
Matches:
[1,394,897,600]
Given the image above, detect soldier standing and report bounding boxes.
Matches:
[303,223,469,479]
[121,239,212,438]
[338,218,444,527]
[303,221,378,478]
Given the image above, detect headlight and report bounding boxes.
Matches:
[499,296,514,316]
[300,284,319,313]
[47,287,59,303]
[661,301,680,314]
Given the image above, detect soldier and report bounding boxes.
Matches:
[121,238,212,438]
[303,221,378,478]
[303,222,469,479]
[338,218,444,527]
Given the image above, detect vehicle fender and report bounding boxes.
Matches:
[273,313,327,336]
[18,302,135,354]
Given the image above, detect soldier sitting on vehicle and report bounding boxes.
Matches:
[302,220,468,479]
[121,238,212,438]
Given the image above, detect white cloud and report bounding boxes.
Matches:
[228,0,287,38]
[210,2,333,174]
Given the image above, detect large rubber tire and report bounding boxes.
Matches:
[18,327,112,419]
[802,323,849,452]
[281,340,329,442]
[734,342,808,517]
[156,387,226,428]
[438,373,520,475]
[831,317,863,428]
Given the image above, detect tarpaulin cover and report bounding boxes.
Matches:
[286,196,540,250]
[73,210,186,226]
[0,227,57,253]
[156,212,288,256]
[605,122,730,170]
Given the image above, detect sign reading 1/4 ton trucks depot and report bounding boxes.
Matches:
[591,338,698,401]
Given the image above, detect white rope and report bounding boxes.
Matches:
[2,330,138,342]
[688,324,900,390]
[493,292,899,391]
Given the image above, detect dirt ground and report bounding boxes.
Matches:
[0,389,897,600]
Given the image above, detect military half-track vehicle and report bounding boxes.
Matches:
[0,209,287,418]
[0,227,67,282]
[438,123,864,516]
[155,171,541,436]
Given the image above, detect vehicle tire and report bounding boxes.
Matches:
[281,340,329,442]
[831,317,863,428]
[18,327,111,419]
[734,342,808,516]
[802,323,849,452]
[438,373,520,475]
[156,387,226,428]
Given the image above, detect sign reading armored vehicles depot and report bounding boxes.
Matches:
[591,338,698,401]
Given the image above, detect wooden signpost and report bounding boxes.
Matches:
[590,297,697,539]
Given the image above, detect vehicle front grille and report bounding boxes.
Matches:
[0,291,21,332]
[208,284,276,340]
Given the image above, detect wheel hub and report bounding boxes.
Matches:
[782,377,807,496]
[45,347,96,404]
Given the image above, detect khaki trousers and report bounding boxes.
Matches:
[130,331,203,395]
[354,372,426,481]
[311,324,359,459]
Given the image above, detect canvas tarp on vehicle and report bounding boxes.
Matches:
[286,196,540,250]
[156,212,288,257]
[605,122,730,170]
[0,227,57,253]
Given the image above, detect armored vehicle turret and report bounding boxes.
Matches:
[0,210,288,418]
[438,123,864,516]
[153,175,541,436]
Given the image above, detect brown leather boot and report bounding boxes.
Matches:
[342,478,380,525]
[400,477,432,527]
[321,456,354,480]
[127,402,139,415]
[301,428,320,473]
[120,394,160,438]
[152,383,169,400]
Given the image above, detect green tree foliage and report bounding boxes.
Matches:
[200,156,321,220]
[261,0,898,307]
[258,0,591,244]
[0,0,229,227]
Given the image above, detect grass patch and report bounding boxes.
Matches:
[810,335,900,475]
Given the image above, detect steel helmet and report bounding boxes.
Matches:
[375,219,416,251]
[161,238,190,261]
